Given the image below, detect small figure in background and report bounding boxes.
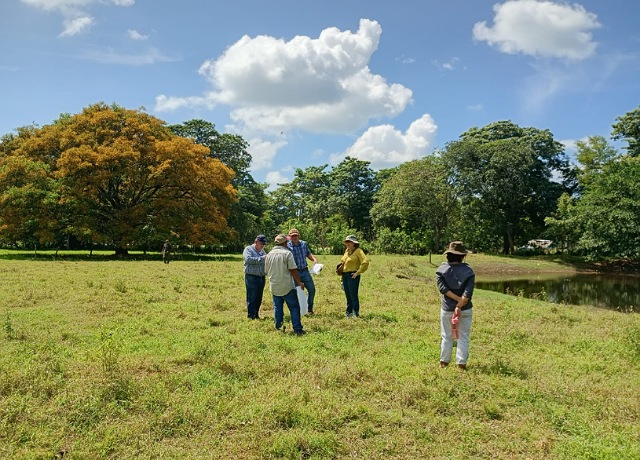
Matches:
[162,239,172,264]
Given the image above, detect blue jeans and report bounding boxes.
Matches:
[298,269,316,312]
[245,274,265,319]
[273,289,304,333]
[342,272,361,316]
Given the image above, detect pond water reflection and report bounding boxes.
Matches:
[476,274,640,312]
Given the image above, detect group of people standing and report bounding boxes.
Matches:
[242,229,370,335]
[242,231,475,370]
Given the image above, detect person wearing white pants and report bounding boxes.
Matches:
[436,241,475,370]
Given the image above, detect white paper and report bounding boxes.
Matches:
[309,263,324,275]
[296,286,308,315]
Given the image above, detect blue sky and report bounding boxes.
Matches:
[2,0,639,187]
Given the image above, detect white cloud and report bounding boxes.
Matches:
[59,16,94,36]
[21,0,133,36]
[246,138,287,171]
[473,0,600,60]
[82,47,177,65]
[265,170,291,190]
[21,0,133,11]
[467,104,483,111]
[519,62,576,113]
[155,19,413,135]
[333,114,437,169]
[432,57,462,71]
[127,29,148,41]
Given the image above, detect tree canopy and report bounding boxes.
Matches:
[443,121,569,253]
[0,103,236,254]
[611,105,640,157]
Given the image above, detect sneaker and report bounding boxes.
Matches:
[458,364,467,371]
[306,310,315,316]
[440,361,449,368]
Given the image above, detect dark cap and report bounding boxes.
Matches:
[256,235,268,244]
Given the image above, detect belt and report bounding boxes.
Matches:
[246,273,265,277]
[298,267,309,271]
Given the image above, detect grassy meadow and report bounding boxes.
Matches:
[0,251,639,459]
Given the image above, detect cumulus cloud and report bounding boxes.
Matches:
[59,16,94,36]
[473,0,600,60]
[155,19,413,135]
[333,114,437,169]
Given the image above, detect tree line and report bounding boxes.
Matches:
[0,102,638,260]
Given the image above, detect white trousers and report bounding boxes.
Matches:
[440,308,473,365]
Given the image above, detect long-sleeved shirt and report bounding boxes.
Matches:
[243,244,266,276]
[287,240,312,270]
[340,248,369,274]
[436,262,475,311]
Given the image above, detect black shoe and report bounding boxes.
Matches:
[293,330,306,336]
[306,311,315,316]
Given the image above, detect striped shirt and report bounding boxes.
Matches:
[243,244,266,276]
[287,240,312,270]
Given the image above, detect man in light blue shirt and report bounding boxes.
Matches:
[243,235,267,319]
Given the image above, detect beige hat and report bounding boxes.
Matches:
[274,234,288,244]
[288,228,300,236]
[344,235,359,244]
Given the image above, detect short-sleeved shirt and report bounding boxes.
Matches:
[436,262,475,312]
[243,244,266,276]
[265,245,298,296]
[287,240,312,270]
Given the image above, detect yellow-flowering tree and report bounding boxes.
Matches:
[0,103,237,254]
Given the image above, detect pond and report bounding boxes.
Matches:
[475,273,640,312]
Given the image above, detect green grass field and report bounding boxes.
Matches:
[1,252,638,459]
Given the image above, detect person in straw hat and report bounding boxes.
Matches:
[436,241,475,370]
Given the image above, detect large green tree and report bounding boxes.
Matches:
[0,103,237,254]
[329,157,379,236]
[572,156,640,259]
[443,121,569,253]
[371,156,455,253]
[575,135,619,190]
[611,105,640,157]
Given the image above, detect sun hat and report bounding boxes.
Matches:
[274,234,288,244]
[288,228,300,236]
[256,235,268,244]
[444,241,469,255]
[344,235,359,244]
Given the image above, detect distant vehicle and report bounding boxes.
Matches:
[517,239,553,253]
